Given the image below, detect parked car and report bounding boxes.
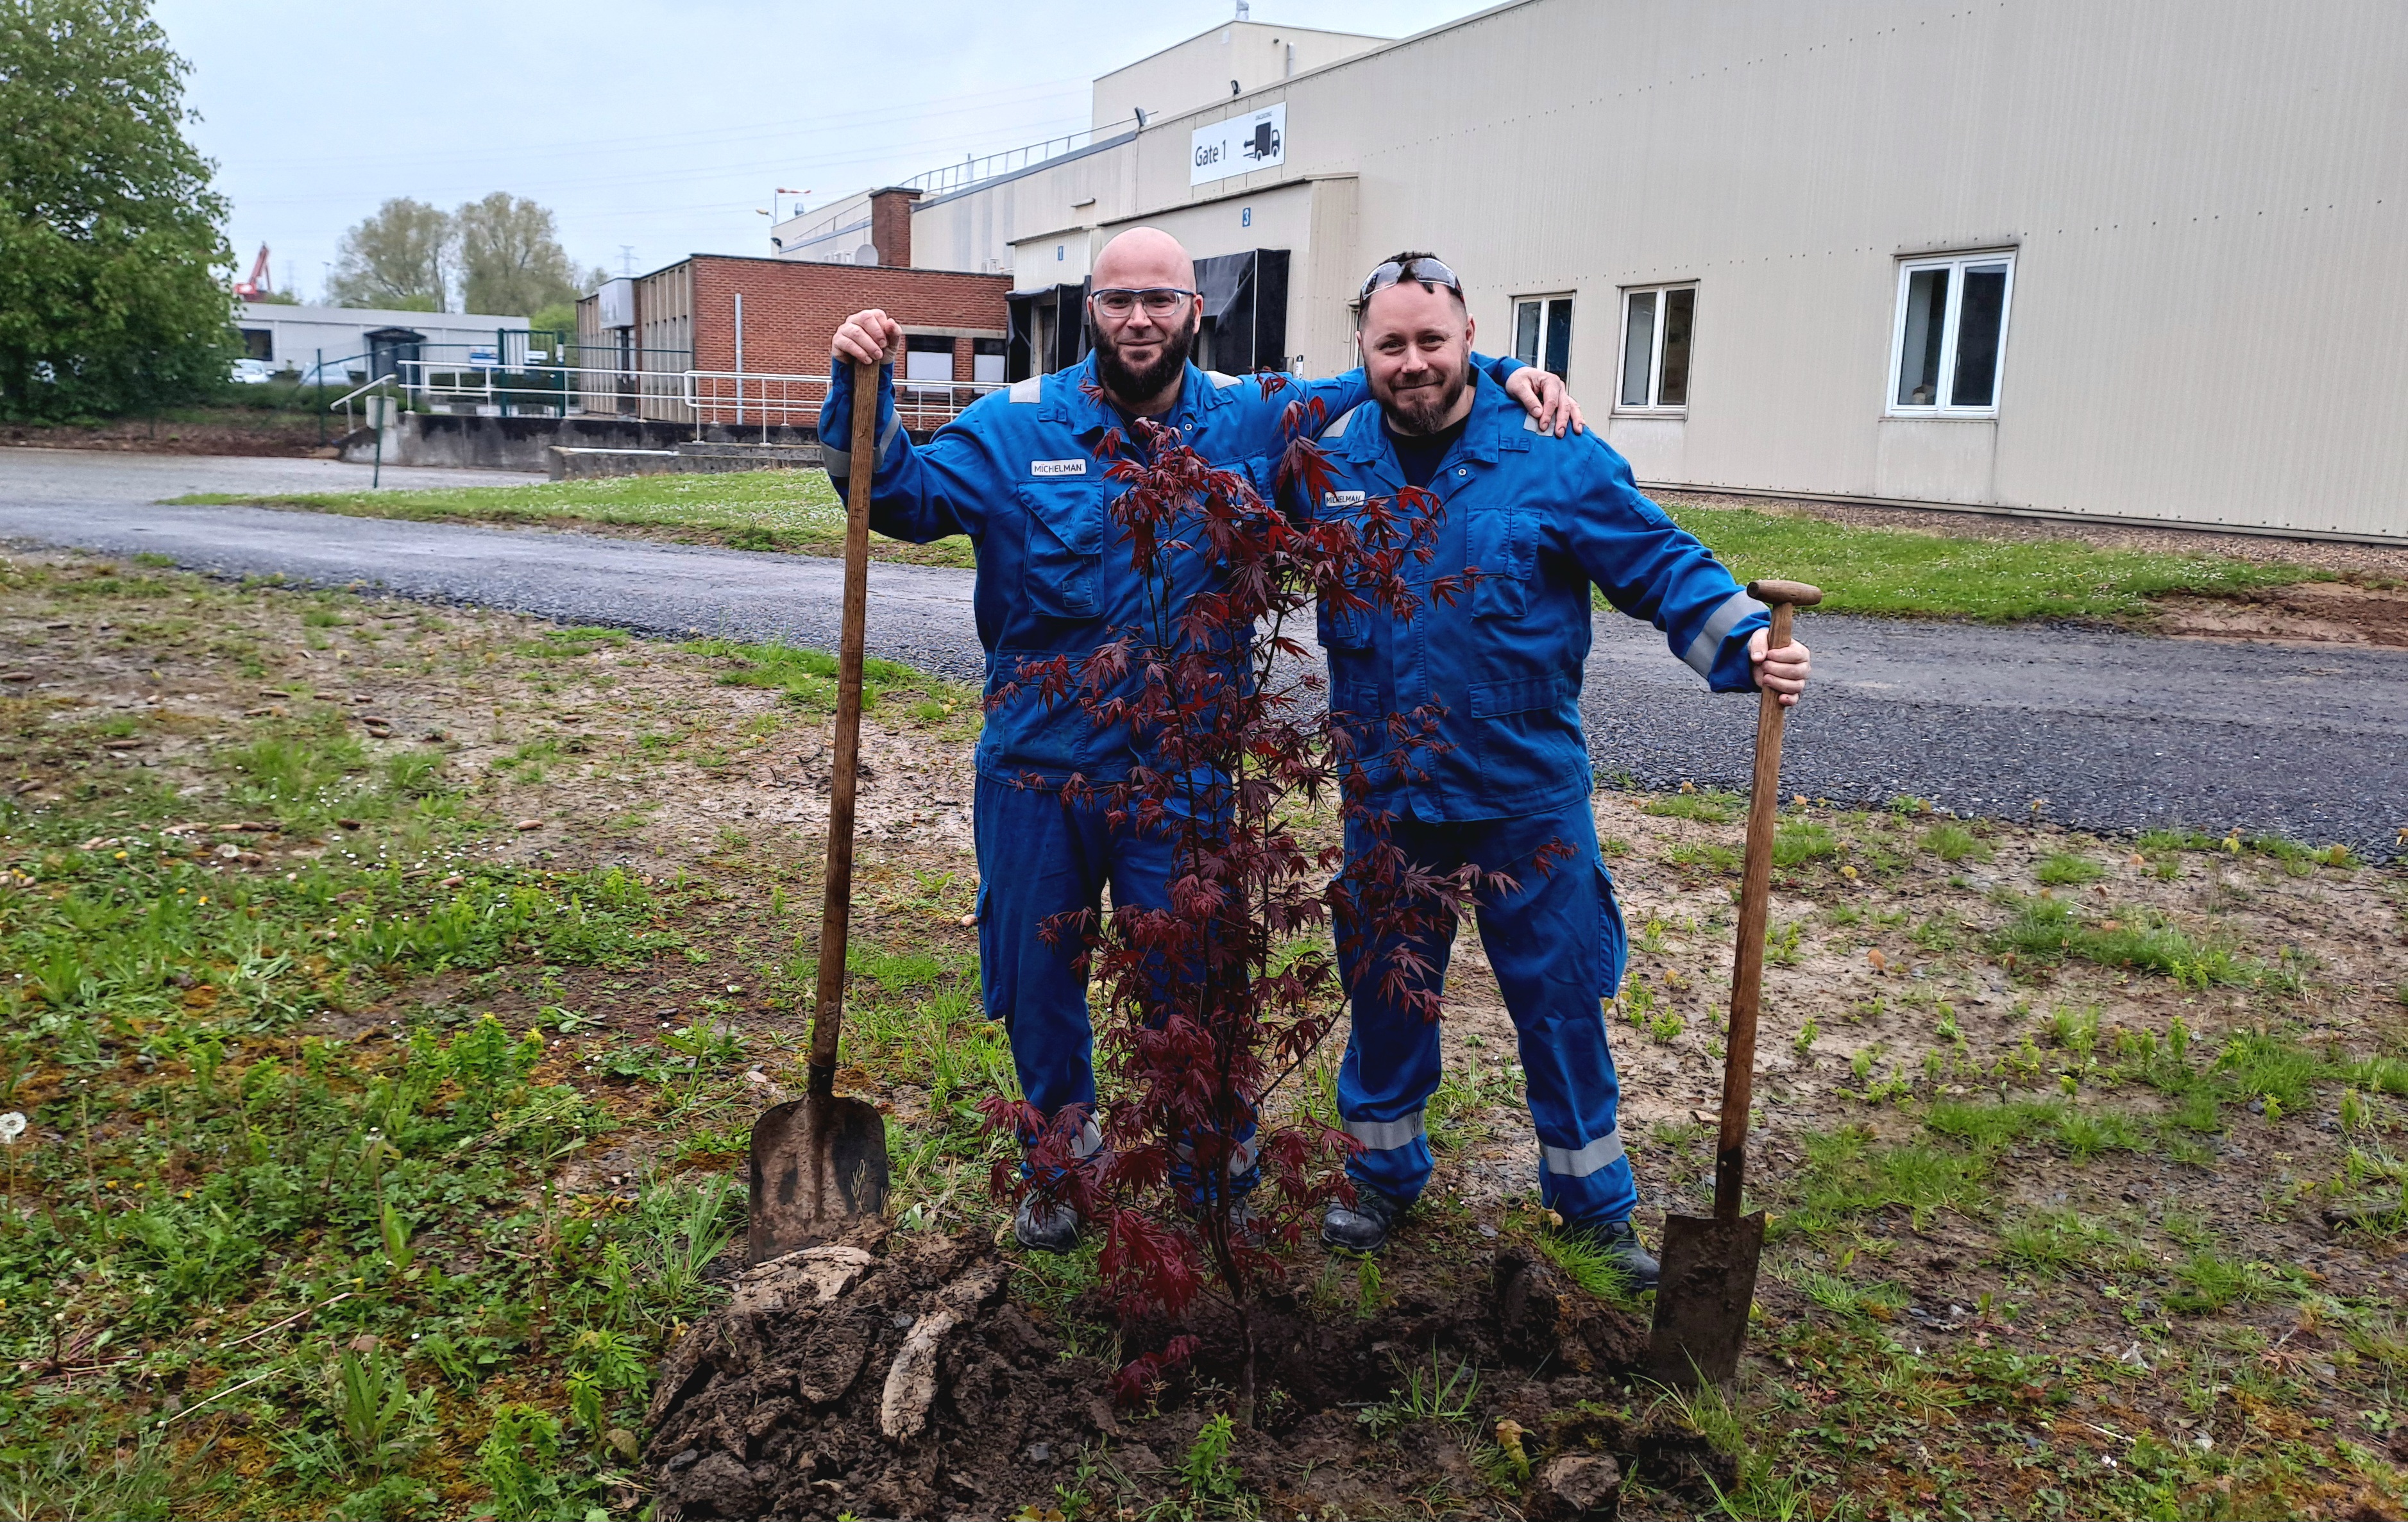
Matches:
[230,358,276,385]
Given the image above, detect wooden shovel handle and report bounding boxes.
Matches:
[808,359,879,1096]
[1711,579,1821,1221]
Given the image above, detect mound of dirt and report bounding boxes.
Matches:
[645,1227,1734,1521]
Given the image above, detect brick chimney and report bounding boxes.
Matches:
[868,187,922,267]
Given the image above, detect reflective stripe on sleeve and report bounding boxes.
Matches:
[1682,589,1768,679]
[1344,1111,1426,1152]
[822,406,906,481]
[1540,1129,1627,1179]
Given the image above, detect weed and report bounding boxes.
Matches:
[2036,851,2106,885]
[1538,1230,1648,1312]
[1666,842,1742,874]
[1921,824,1990,863]
[1643,788,1740,824]
[2169,1251,2274,1314]
[1790,1265,1909,1322]
[1766,920,1804,967]
[1773,822,1840,868]
[1178,1413,1246,1512]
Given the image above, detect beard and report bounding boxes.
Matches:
[1093,309,1200,405]
[1380,365,1470,435]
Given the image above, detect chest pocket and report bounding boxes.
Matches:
[1017,482,1106,619]
[1314,488,1372,650]
[1466,498,1529,619]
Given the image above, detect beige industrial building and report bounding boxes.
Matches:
[900,0,2407,543]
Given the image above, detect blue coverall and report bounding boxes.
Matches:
[1302,368,1769,1228]
[818,350,1533,1171]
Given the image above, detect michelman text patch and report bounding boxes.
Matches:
[1031,459,1087,477]
[1323,490,1367,507]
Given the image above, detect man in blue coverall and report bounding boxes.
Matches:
[822,228,1583,1251]
[1305,253,1813,1287]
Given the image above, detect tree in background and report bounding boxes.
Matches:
[0,0,234,420]
[326,198,451,312]
[328,193,599,322]
[456,192,589,317]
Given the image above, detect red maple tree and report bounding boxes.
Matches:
[979,382,1525,1420]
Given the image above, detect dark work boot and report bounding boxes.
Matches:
[1561,1216,1661,1292]
[1012,1194,1079,1254]
[1321,1185,1410,1253]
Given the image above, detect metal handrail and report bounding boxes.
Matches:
[898,116,1139,198]
[684,369,1006,430]
[326,372,403,432]
[351,359,1007,434]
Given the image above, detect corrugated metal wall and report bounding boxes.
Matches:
[912,0,2408,539]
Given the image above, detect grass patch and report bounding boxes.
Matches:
[171,469,978,568]
[687,636,973,720]
[1773,820,1841,868]
[1641,788,1739,824]
[1991,895,2269,987]
[1660,501,2326,621]
[1786,1128,1990,1231]
[2036,851,2106,885]
[1919,824,1990,863]
[1536,1230,1649,1314]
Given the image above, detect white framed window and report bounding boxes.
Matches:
[1616,284,1694,411]
[1511,294,1574,380]
[1888,251,2015,416]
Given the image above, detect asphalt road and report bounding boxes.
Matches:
[5,447,2402,859]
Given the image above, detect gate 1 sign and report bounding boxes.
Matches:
[1192,105,1285,187]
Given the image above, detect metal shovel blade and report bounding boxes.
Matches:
[747,1092,890,1265]
[1646,1208,1767,1387]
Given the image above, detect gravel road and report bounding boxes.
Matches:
[4,448,2402,859]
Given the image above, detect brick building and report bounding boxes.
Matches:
[575,189,1009,427]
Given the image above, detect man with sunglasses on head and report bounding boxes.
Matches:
[821,227,1584,1253]
[1302,253,1812,1286]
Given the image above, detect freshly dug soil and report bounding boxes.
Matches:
[646,1226,1733,1521]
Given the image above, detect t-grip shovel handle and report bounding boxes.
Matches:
[807,359,880,1097]
[1712,579,1822,1221]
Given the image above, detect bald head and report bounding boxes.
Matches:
[1092,226,1195,292]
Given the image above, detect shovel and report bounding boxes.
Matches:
[747,357,892,1264]
[1648,577,1822,1386]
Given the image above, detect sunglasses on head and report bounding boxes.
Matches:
[1357,257,1462,301]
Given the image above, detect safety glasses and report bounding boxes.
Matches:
[1089,287,1199,320]
[1357,256,1462,302]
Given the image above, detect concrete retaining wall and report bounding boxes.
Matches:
[343,412,821,471]
[549,444,826,481]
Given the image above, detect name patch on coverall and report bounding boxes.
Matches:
[1030,459,1087,478]
[1323,491,1367,508]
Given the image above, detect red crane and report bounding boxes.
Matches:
[233,244,271,300]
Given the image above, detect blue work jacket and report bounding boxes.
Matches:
[821,350,1528,786]
[1304,369,1769,823]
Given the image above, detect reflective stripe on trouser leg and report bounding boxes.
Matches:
[1334,809,1460,1206]
[1465,800,1640,1226]
[1171,1129,1260,1204]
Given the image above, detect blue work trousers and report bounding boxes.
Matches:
[1334,798,1637,1226]
[972,775,1253,1199]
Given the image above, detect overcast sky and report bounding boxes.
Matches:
[157,0,1495,307]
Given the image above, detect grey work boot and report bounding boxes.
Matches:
[1561,1216,1661,1293]
[1012,1194,1080,1254]
[1321,1185,1410,1253]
